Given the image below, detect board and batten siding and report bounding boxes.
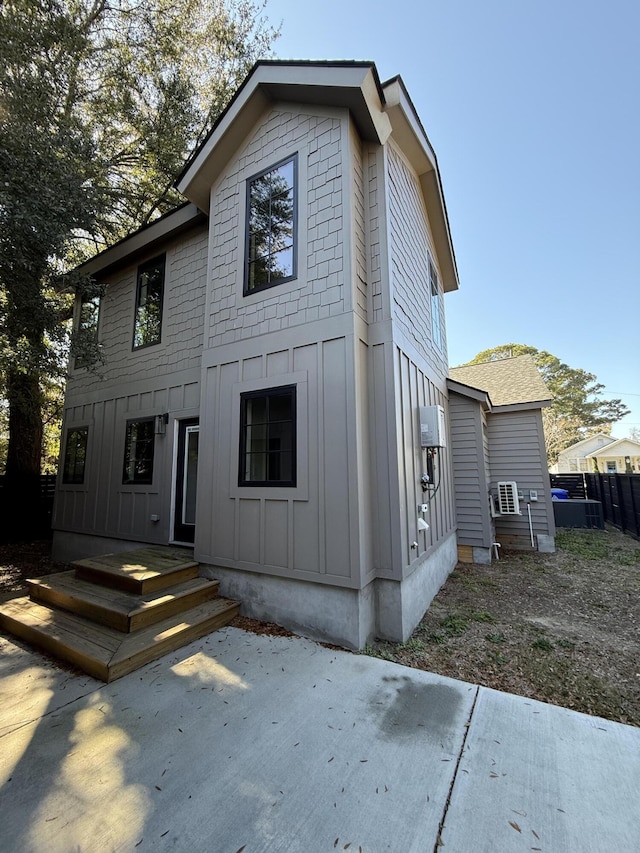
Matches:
[54,380,200,544]
[196,334,370,589]
[488,410,555,546]
[448,392,493,549]
[394,347,456,574]
[54,226,209,544]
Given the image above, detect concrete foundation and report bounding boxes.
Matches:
[376,532,457,642]
[52,529,457,650]
[536,533,556,553]
[200,563,377,650]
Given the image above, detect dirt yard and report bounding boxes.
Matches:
[366,526,640,726]
[1,528,639,726]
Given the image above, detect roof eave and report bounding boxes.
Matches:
[77,203,207,279]
[176,61,392,211]
[382,76,459,293]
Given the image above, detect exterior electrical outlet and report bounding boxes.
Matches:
[419,405,447,448]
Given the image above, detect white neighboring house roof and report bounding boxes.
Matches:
[586,438,640,458]
[558,433,617,456]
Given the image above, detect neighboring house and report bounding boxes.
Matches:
[52,61,461,649]
[448,356,556,562]
[550,434,640,474]
[549,434,617,473]
[583,438,640,474]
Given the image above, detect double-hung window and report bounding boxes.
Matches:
[245,156,297,294]
[133,255,165,349]
[62,427,89,484]
[123,418,155,484]
[239,386,296,486]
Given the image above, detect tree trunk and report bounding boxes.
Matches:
[4,368,44,541]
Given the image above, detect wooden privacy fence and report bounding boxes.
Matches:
[549,473,587,499]
[585,473,640,540]
[550,472,640,539]
[0,475,56,542]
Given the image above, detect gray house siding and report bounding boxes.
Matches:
[53,65,461,648]
[488,409,556,549]
[449,392,493,552]
[53,226,209,559]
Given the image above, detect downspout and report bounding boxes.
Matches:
[527,503,535,548]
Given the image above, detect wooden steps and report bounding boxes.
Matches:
[28,572,220,632]
[0,547,240,682]
[73,547,200,594]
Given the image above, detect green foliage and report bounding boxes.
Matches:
[485,632,506,644]
[0,0,278,478]
[440,614,470,637]
[465,344,629,464]
[531,637,554,651]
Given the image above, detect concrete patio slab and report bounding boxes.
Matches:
[1,628,639,852]
[0,628,475,853]
[440,686,640,853]
[0,634,100,738]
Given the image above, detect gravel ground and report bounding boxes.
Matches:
[2,528,639,726]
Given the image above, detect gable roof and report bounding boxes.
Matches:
[448,355,551,410]
[586,437,640,458]
[176,59,459,292]
[558,433,617,455]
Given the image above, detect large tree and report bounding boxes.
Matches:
[0,0,276,534]
[464,344,629,466]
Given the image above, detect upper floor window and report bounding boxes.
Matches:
[133,255,165,349]
[239,386,296,486]
[429,256,443,351]
[62,427,89,484]
[245,156,297,295]
[73,292,101,369]
[123,418,155,484]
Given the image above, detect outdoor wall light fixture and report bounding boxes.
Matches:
[155,413,169,435]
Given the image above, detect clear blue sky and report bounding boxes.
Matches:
[262,0,640,435]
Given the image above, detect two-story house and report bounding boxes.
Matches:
[50,61,460,649]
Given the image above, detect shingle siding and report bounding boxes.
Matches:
[207,107,345,346]
[387,144,446,375]
[69,227,208,395]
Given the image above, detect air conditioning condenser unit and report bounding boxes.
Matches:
[497,481,521,515]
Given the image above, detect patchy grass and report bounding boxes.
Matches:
[365,526,640,727]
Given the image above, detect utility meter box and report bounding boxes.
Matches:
[419,405,447,448]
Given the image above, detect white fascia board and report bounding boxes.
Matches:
[78,203,205,278]
[383,78,459,293]
[176,63,391,211]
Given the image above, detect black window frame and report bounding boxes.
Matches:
[429,254,443,351]
[122,418,156,485]
[74,293,101,369]
[62,427,89,485]
[243,155,298,296]
[133,255,165,350]
[238,386,297,487]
